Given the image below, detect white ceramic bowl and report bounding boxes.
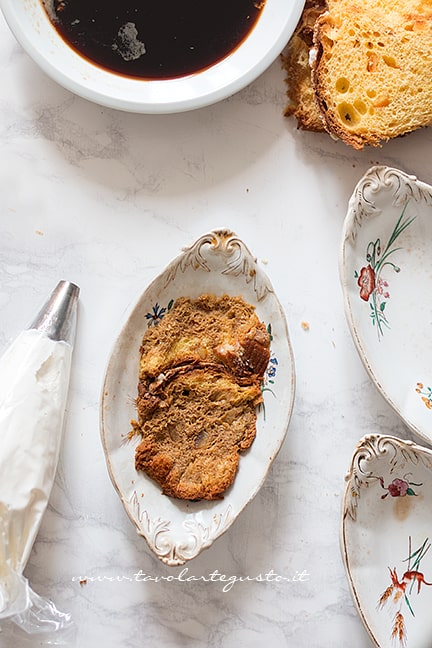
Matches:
[0,0,305,113]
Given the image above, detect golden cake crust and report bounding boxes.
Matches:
[284,0,432,148]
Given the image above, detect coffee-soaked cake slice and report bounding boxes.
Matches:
[138,294,270,381]
[132,294,271,500]
[133,365,263,500]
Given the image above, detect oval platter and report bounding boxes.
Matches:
[340,165,432,446]
[100,229,295,565]
[342,434,432,648]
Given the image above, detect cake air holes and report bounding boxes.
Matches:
[337,101,361,126]
[383,55,399,68]
[367,51,380,72]
[336,77,350,93]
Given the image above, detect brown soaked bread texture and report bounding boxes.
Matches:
[284,0,432,148]
[282,0,328,131]
[131,294,271,500]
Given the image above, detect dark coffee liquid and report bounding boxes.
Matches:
[42,0,265,79]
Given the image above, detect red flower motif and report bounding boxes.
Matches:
[387,478,409,497]
[358,265,376,301]
[379,475,422,499]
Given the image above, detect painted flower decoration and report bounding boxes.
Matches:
[263,324,277,387]
[354,203,415,339]
[358,264,375,301]
[375,276,390,299]
[267,356,278,380]
[379,476,422,499]
[145,300,174,327]
[416,382,432,409]
[386,478,409,497]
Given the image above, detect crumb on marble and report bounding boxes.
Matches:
[301,321,310,331]
[261,258,268,265]
[79,579,87,587]
[35,230,44,236]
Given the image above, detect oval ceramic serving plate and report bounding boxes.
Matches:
[100,229,295,565]
[342,434,432,648]
[340,165,432,446]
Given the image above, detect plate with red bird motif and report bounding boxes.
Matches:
[342,434,432,648]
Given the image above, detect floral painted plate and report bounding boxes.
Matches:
[342,434,432,648]
[340,165,432,445]
[100,229,295,565]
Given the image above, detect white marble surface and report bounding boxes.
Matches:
[0,8,430,647]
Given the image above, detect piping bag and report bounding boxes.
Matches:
[0,280,79,640]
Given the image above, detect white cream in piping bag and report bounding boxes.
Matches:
[0,281,78,636]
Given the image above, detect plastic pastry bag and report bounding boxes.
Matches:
[0,281,79,642]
